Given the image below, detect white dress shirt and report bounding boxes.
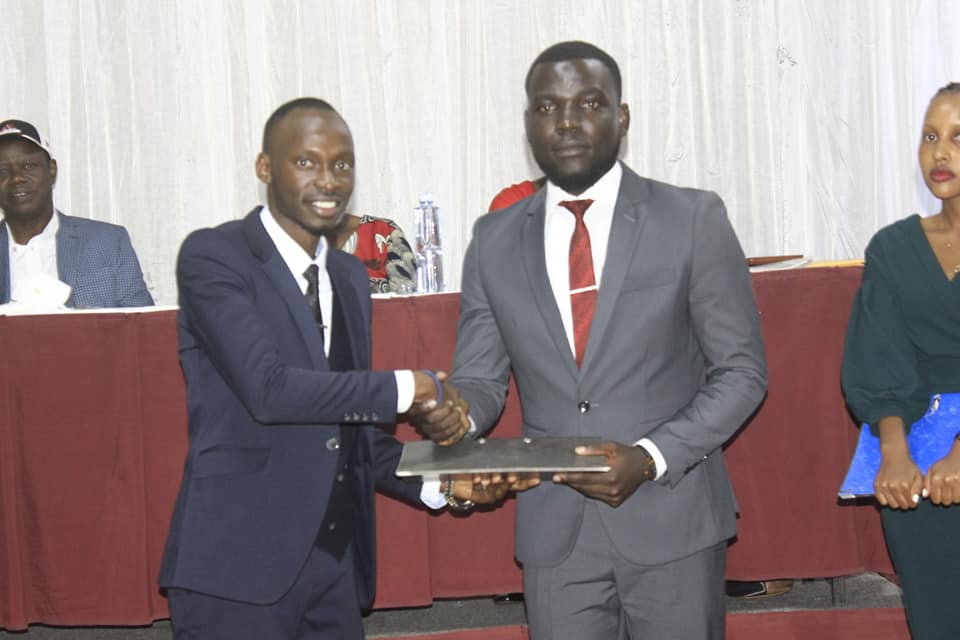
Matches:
[542,163,667,479]
[259,207,415,412]
[7,212,63,303]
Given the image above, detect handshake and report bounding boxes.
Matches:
[408,370,540,506]
[409,370,472,446]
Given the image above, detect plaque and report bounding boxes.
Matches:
[395,436,611,480]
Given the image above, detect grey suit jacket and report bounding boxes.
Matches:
[0,211,153,307]
[451,163,768,568]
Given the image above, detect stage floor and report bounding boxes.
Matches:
[0,572,903,639]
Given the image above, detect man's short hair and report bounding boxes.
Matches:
[524,41,622,101]
[934,81,960,98]
[262,97,338,152]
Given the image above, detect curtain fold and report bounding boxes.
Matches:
[1,0,957,303]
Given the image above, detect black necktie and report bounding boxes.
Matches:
[303,264,325,345]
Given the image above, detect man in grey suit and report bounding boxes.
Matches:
[420,41,767,639]
[0,119,153,308]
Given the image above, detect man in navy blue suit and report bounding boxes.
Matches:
[0,119,153,308]
[159,98,487,639]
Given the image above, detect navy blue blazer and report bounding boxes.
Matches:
[0,211,153,307]
[159,208,422,606]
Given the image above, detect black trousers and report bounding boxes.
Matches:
[882,500,960,640]
[167,542,364,640]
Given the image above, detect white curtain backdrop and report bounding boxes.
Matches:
[1,0,958,304]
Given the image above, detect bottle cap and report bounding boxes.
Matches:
[419,192,434,203]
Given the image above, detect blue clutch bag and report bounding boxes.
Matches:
[839,393,960,499]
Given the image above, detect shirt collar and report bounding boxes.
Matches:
[259,205,327,284]
[6,209,59,253]
[544,161,623,209]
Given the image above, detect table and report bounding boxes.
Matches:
[0,267,891,630]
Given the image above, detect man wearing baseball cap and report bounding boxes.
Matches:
[0,119,153,307]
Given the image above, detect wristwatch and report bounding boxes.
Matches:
[636,445,657,481]
[442,478,476,512]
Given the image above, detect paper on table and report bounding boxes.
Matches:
[805,259,865,268]
[5,273,71,311]
[0,304,177,316]
[748,257,812,272]
[746,254,804,266]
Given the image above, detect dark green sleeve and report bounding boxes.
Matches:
[841,239,928,432]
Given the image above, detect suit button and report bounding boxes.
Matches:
[578,401,590,414]
[326,437,340,451]
[328,522,337,531]
[336,473,344,482]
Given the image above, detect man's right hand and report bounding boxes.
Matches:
[410,372,471,446]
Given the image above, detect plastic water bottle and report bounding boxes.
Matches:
[413,193,444,292]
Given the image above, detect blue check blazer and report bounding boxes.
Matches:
[0,211,153,308]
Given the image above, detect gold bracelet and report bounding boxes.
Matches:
[442,478,476,512]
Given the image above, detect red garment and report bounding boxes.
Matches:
[487,180,539,212]
[347,215,417,293]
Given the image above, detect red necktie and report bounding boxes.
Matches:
[559,199,596,368]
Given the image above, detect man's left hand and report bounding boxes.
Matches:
[452,476,510,505]
[446,472,542,508]
[553,442,655,507]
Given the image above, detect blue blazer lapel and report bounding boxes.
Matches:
[580,167,650,377]
[0,223,9,303]
[55,212,83,301]
[241,209,327,369]
[327,252,368,367]
[521,190,579,380]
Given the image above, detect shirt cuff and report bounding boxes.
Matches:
[395,370,415,413]
[420,479,446,509]
[635,438,667,480]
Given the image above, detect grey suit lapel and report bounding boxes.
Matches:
[580,169,650,377]
[521,191,579,380]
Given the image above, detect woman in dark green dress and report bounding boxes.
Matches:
[842,82,960,639]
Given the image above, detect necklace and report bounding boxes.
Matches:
[947,240,960,274]
[939,210,960,273]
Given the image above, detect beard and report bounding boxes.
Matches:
[533,140,621,196]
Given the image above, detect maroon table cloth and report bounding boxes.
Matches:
[0,267,892,630]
